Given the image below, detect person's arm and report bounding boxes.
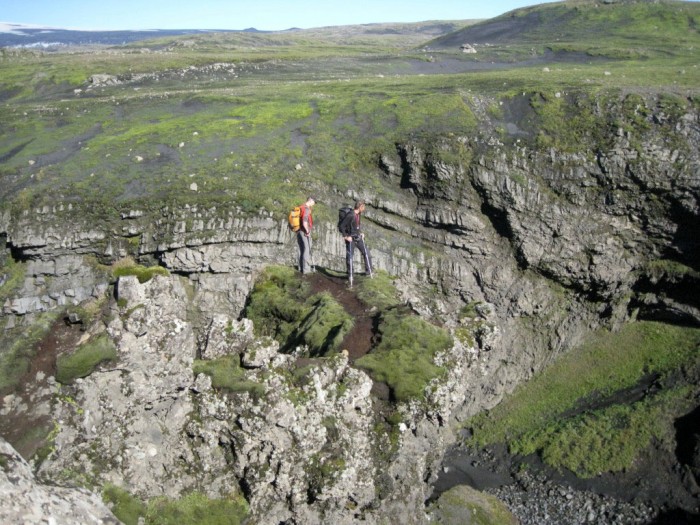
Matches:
[300,206,310,235]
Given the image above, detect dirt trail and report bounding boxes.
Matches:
[305,270,392,400]
[306,270,376,361]
[0,317,82,460]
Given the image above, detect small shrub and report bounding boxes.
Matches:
[55,334,117,384]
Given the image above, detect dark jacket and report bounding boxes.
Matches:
[339,210,361,238]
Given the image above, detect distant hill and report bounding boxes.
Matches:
[0,20,478,49]
[429,0,700,51]
[0,23,259,48]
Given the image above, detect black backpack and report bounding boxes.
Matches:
[338,206,353,233]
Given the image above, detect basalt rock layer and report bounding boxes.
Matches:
[1,92,698,523]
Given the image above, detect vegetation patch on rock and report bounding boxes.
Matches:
[463,321,700,477]
[192,355,265,397]
[103,485,249,525]
[111,257,170,284]
[428,484,518,525]
[55,333,117,384]
[356,307,452,402]
[244,265,354,356]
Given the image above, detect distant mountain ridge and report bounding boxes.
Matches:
[0,20,477,49]
[0,23,261,48]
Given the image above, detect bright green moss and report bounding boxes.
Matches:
[464,321,700,477]
[244,266,353,356]
[103,486,249,525]
[192,355,264,397]
[356,309,452,402]
[113,262,169,283]
[144,492,249,525]
[55,334,117,384]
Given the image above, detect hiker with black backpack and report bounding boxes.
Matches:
[289,196,316,274]
[339,200,373,287]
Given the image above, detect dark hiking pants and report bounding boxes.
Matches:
[345,236,372,284]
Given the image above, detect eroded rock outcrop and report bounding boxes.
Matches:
[0,437,120,524]
[31,274,497,523]
[1,92,698,522]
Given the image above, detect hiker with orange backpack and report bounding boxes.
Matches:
[289,196,316,274]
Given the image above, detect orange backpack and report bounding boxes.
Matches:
[288,205,302,232]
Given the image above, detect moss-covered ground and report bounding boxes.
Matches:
[245,265,452,402]
[103,485,249,525]
[1,1,697,218]
[55,334,118,384]
[463,321,700,478]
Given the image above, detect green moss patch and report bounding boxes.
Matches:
[103,485,249,525]
[55,334,117,384]
[112,260,170,283]
[103,485,148,525]
[356,308,452,402]
[145,491,248,525]
[0,257,26,305]
[464,321,700,477]
[354,270,402,311]
[429,484,518,525]
[244,265,309,340]
[513,385,694,478]
[244,265,353,356]
[290,292,355,357]
[192,355,264,397]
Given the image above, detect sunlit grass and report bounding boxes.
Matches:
[103,485,249,525]
[464,321,700,476]
[55,334,118,384]
[356,308,452,402]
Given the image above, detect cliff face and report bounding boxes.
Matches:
[1,92,698,522]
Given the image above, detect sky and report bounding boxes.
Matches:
[0,0,567,32]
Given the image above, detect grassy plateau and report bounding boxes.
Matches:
[0,0,697,218]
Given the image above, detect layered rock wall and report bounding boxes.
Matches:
[1,93,698,522]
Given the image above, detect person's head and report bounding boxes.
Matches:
[306,196,316,207]
[354,200,365,213]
